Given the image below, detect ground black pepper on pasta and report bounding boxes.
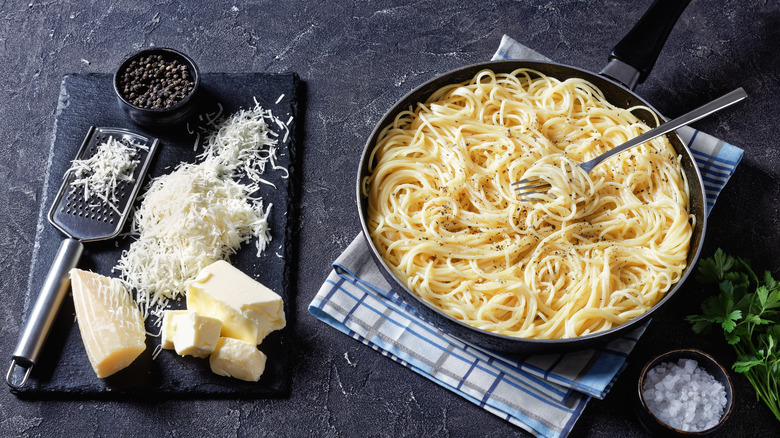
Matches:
[117,54,194,109]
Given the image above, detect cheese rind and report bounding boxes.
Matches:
[209,337,267,382]
[171,312,222,358]
[187,260,285,345]
[160,310,188,350]
[69,269,146,378]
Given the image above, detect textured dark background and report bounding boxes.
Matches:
[1,0,778,436]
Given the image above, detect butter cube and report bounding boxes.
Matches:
[209,337,267,382]
[187,260,285,345]
[160,310,188,350]
[171,312,222,358]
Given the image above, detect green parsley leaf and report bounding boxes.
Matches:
[696,248,736,284]
[721,309,742,332]
[685,316,713,334]
[734,354,763,373]
[689,249,780,423]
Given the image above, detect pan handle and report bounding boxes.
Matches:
[600,0,692,89]
[6,238,83,389]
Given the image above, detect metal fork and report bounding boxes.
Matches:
[512,87,747,202]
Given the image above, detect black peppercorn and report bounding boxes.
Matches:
[118,53,195,109]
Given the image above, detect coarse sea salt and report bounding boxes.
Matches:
[642,358,727,432]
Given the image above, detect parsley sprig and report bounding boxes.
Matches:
[686,249,780,422]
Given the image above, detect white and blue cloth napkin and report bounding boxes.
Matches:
[309,35,744,438]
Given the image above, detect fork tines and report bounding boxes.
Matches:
[512,178,551,202]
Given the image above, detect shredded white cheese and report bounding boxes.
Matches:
[115,101,287,315]
[67,136,144,213]
[198,98,289,182]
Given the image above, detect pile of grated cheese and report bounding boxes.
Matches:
[198,100,290,185]
[114,100,289,316]
[67,136,144,214]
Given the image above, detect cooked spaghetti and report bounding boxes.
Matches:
[362,68,693,339]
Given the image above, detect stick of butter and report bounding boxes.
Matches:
[187,260,285,345]
[209,337,267,382]
[171,311,222,358]
[69,269,146,379]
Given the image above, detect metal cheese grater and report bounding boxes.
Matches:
[6,126,159,388]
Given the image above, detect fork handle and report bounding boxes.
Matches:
[587,88,747,169]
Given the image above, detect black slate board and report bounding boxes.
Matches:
[13,72,299,398]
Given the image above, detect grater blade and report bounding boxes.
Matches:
[47,126,159,242]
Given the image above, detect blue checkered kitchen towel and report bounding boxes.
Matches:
[309,35,744,438]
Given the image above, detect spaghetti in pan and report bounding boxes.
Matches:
[362,68,693,340]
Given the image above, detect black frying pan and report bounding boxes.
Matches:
[357,0,707,354]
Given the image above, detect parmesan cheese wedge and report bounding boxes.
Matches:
[69,269,147,378]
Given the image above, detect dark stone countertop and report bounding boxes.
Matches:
[1,0,778,436]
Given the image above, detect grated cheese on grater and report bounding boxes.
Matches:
[67,136,145,214]
[115,101,288,316]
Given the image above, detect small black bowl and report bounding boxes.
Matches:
[636,349,734,436]
[113,47,201,128]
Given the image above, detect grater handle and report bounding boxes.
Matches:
[6,238,83,389]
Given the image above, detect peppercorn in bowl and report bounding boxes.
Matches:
[114,47,200,127]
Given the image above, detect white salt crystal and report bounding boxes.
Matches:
[642,358,727,431]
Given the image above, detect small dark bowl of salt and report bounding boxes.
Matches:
[113,47,201,128]
[636,349,734,436]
